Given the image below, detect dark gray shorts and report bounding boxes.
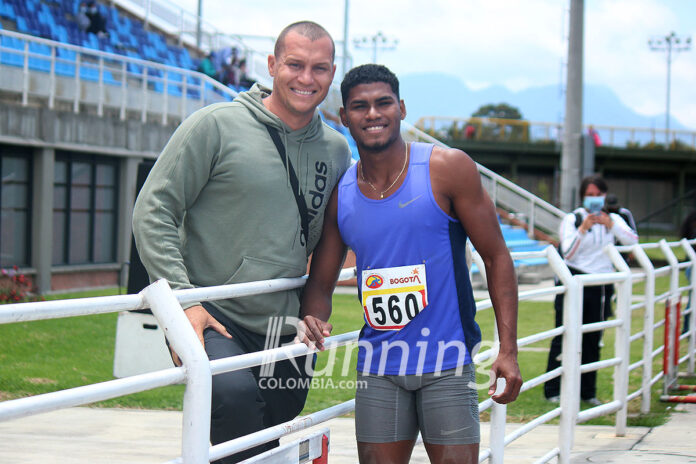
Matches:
[354,365,480,445]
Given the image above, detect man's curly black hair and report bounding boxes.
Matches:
[340,64,400,106]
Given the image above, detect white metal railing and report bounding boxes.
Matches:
[0,239,694,463]
[0,29,237,124]
[402,122,567,237]
[416,115,696,150]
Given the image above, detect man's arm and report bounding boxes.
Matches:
[132,110,231,364]
[431,147,522,404]
[297,187,348,351]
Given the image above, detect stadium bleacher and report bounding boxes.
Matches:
[0,0,225,100]
[0,0,195,70]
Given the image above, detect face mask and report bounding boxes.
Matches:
[583,195,605,215]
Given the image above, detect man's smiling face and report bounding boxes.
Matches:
[340,81,406,153]
[266,31,336,129]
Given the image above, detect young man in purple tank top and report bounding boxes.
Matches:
[297,64,522,464]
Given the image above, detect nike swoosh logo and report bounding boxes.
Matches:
[398,195,422,208]
[441,424,472,436]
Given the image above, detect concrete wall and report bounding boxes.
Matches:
[0,101,179,293]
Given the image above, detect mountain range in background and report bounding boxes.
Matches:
[400,72,691,131]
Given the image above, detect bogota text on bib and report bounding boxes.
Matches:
[361,264,429,330]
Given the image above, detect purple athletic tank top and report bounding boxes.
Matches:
[337,142,480,375]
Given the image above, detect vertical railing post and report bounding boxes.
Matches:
[144,0,151,29]
[120,60,127,121]
[162,69,169,125]
[97,56,104,117]
[74,52,81,113]
[49,45,56,109]
[143,279,211,464]
[528,197,536,239]
[199,76,205,107]
[632,245,655,413]
[681,238,696,374]
[22,40,29,105]
[606,244,632,436]
[659,239,679,394]
[546,247,581,464]
[141,66,148,123]
[181,72,188,122]
[489,324,505,464]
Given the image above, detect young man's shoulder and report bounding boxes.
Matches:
[429,145,478,179]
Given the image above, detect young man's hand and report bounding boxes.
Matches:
[488,351,522,404]
[295,315,333,351]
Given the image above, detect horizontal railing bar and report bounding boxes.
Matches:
[509,250,550,260]
[473,348,495,364]
[576,272,630,286]
[0,293,145,324]
[652,345,665,358]
[504,408,561,446]
[626,388,643,402]
[629,359,644,371]
[0,268,358,325]
[478,448,491,463]
[517,327,564,348]
[196,400,356,464]
[582,319,622,333]
[629,331,645,343]
[517,286,566,302]
[477,397,494,413]
[210,331,360,376]
[650,372,663,387]
[475,299,493,311]
[580,357,621,374]
[0,367,184,423]
[532,448,560,464]
[654,267,671,277]
[519,367,563,394]
[630,301,646,311]
[576,400,622,423]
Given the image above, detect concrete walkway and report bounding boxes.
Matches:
[0,403,694,463]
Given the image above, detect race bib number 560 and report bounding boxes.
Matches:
[361,264,428,331]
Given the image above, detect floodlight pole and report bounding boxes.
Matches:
[353,31,398,64]
[342,0,350,77]
[559,0,584,212]
[195,0,202,49]
[648,32,692,147]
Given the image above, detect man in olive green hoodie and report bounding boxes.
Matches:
[132,21,351,463]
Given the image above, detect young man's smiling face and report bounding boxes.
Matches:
[340,81,406,153]
[266,31,335,130]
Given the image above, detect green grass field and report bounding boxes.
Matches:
[0,282,693,428]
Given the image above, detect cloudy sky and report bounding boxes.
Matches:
[170,0,696,129]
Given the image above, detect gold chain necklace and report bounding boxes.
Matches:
[359,143,409,199]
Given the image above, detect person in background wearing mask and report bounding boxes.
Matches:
[544,175,638,405]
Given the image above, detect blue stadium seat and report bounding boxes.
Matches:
[0,4,16,21]
[0,36,25,67]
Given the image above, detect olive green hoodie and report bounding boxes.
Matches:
[132,84,351,335]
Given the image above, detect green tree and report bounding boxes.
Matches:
[471,103,523,120]
[469,103,527,142]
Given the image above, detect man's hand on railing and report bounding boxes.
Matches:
[170,304,232,366]
[489,351,523,404]
[294,315,333,352]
